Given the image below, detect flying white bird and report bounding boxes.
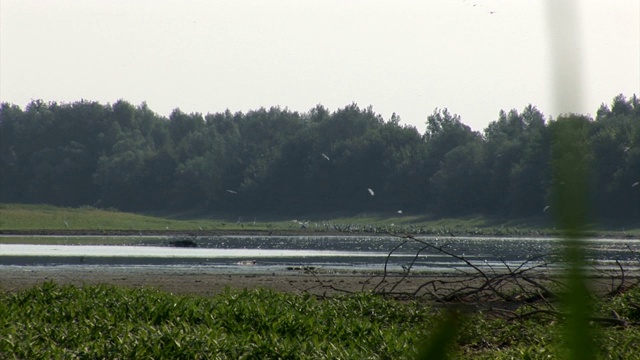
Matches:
[632,182,640,188]
[543,205,551,212]
[397,210,403,214]
[367,188,375,196]
[321,153,330,161]
[226,189,238,194]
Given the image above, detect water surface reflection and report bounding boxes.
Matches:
[1,235,638,273]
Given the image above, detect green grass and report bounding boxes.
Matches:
[0,284,429,359]
[1,283,639,359]
[2,203,638,236]
[0,203,177,231]
[0,203,272,232]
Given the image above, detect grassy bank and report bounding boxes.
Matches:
[1,203,638,237]
[1,283,639,359]
[0,203,222,232]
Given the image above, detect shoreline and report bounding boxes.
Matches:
[1,264,630,300]
[0,265,463,297]
[1,228,638,239]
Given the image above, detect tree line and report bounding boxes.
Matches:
[1,95,639,221]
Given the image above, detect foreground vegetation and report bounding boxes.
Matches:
[0,282,638,359]
[2,203,639,237]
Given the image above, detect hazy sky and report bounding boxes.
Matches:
[1,0,638,133]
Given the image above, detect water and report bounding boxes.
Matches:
[1,235,639,273]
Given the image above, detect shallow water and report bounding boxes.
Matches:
[1,235,639,273]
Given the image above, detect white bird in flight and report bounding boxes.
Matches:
[321,153,330,161]
[632,182,639,188]
[367,188,375,196]
[226,190,238,194]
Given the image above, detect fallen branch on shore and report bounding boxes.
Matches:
[300,233,640,324]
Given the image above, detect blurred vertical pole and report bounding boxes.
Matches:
[545,1,596,359]
[545,0,584,114]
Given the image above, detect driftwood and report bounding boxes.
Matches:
[299,233,640,325]
[168,238,198,247]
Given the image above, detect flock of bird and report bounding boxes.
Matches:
[221,151,640,220]
[224,152,380,202]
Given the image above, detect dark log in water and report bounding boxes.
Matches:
[169,239,198,248]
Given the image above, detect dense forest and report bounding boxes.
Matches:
[1,95,639,221]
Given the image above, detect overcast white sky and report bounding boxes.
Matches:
[1,0,638,133]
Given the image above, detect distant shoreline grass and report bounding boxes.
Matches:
[1,203,638,238]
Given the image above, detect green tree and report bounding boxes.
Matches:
[172,126,225,209]
[376,119,428,212]
[234,107,305,209]
[547,114,594,224]
[93,130,156,210]
[423,108,481,214]
[482,109,527,214]
[591,94,640,220]
[0,103,27,202]
[505,105,551,216]
[5,100,112,206]
[429,140,486,215]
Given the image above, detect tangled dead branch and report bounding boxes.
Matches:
[301,233,640,323]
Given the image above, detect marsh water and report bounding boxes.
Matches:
[1,235,639,274]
